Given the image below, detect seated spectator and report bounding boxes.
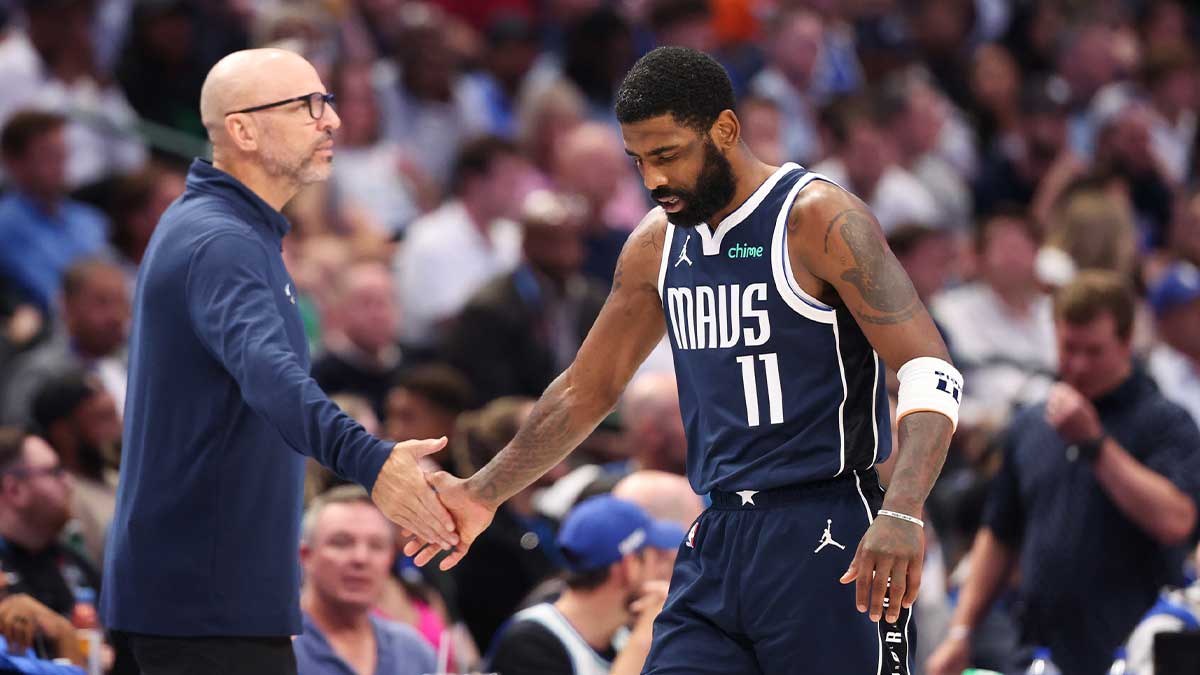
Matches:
[612,470,703,533]
[0,112,109,313]
[393,136,532,346]
[0,0,146,189]
[486,495,671,675]
[447,397,564,650]
[813,97,942,231]
[0,428,100,617]
[747,7,824,164]
[932,211,1056,429]
[441,190,607,401]
[1148,262,1200,426]
[1,259,129,425]
[926,272,1200,675]
[550,124,642,285]
[294,485,437,675]
[104,165,186,287]
[383,365,474,470]
[619,372,687,476]
[30,372,119,568]
[328,60,429,237]
[311,262,408,418]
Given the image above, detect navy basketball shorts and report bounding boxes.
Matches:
[642,469,916,675]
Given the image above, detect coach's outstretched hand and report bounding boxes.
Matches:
[372,438,460,551]
[403,471,496,571]
[840,515,924,624]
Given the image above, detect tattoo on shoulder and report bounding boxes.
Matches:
[831,209,921,325]
[612,259,625,292]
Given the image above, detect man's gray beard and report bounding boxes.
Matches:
[260,130,330,186]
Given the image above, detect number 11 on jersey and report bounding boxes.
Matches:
[736,353,784,427]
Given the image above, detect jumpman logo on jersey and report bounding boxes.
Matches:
[814,519,845,553]
[674,234,693,267]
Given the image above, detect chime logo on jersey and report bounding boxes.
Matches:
[664,282,771,351]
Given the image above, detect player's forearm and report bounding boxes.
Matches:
[1093,438,1197,545]
[950,529,1017,631]
[880,411,953,517]
[467,366,617,506]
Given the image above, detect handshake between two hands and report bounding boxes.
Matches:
[369,437,497,571]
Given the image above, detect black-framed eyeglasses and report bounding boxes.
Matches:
[225,92,336,120]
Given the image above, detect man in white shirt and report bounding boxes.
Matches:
[931,212,1057,428]
[812,98,942,232]
[1148,262,1200,426]
[393,136,533,346]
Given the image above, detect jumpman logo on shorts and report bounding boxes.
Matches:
[814,519,845,553]
[674,234,693,267]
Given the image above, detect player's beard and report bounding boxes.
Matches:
[652,139,737,229]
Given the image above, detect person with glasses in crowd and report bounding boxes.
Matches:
[100,48,459,675]
[0,427,98,625]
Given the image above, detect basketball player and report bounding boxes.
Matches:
[410,47,961,674]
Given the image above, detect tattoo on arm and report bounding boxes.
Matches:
[469,372,606,504]
[885,412,953,514]
[829,209,922,325]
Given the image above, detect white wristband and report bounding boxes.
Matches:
[877,509,924,528]
[896,356,963,431]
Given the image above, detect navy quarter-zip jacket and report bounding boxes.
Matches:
[101,160,393,636]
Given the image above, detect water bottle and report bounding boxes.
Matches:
[1108,647,1128,675]
[71,587,103,675]
[1025,647,1062,675]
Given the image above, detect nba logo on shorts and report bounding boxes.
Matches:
[686,522,698,548]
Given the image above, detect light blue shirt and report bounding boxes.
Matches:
[0,636,85,674]
[293,612,437,675]
[0,191,108,310]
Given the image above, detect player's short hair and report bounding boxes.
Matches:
[1,110,66,159]
[615,46,735,132]
[1053,270,1135,341]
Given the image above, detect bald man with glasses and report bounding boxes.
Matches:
[100,49,459,675]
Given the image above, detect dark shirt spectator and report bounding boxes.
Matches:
[928,272,1200,675]
[442,190,607,402]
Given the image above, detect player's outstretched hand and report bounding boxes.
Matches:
[372,438,460,551]
[839,514,923,624]
[403,470,496,571]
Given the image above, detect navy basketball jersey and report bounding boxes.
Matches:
[657,163,891,494]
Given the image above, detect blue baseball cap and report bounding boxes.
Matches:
[558,496,677,572]
[1150,262,1200,317]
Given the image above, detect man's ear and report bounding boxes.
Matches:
[224,114,259,152]
[710,109,740,151]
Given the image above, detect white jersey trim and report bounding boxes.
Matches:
[511,603,612,675]
[697,162,800,256]
[771,172,837,325]
[657,222,676,300]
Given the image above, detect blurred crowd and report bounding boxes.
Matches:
[1,0,1200,673]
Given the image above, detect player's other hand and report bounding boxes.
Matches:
[403,470,496,571]
[372,438,459,551]
[839,514,923,624]
[925,631,970,675]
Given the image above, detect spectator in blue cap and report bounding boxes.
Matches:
[486,495,678,675]
[1148,261,1200,426]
